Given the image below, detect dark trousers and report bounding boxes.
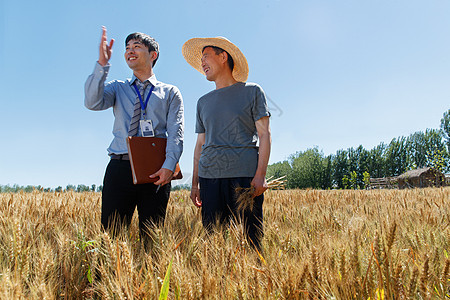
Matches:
[199,177,264,250]
[101,159,171,237]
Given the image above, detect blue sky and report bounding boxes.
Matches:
[1,0,449,188]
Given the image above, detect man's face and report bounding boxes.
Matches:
[201,47,225,82]
[124,39,154,70]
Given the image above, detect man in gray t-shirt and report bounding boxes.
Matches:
[182,37,271,250]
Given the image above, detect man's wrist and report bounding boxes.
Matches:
[97,59,108,67]
[162,167,174,173]
[254,172,266,179]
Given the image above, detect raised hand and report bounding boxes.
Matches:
[98,26,114,66]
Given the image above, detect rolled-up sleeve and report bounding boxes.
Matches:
[252,84,271,122]
[162,86,184,171]
[84,62,115,110]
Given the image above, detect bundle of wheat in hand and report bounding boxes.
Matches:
[235,176,286,212]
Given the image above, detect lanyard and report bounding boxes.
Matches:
[133,83,155,120]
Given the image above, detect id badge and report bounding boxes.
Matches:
[140,120,155,137]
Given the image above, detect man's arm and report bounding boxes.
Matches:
[190,133,205,207]
[151,87,184,186]
[84,26,116,110]
[251,116,271,197]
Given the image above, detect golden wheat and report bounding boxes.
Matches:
[0,187,448,299]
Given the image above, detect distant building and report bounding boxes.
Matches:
[397,167,445,189]
[369,177,398,189]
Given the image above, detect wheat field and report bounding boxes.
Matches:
[0,188,448,299]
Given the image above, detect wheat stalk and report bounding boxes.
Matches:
[235,176,287,212]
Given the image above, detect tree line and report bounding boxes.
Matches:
[267,109,450,189]
[0,183,192,193]
[0,184,103,193]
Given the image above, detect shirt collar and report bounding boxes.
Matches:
[130,74,158,87]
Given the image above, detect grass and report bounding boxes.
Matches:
[0,187,449,299]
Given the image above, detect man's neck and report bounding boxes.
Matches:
[133,68,154,82]
[214,73,237,90]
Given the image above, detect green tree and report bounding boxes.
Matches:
[23,185,34,193]
[266,161,292,184]
[320,155,333,189]
[347,147,357,174]
[427,149,447,173]
[363,171,371,189]
[349,171,358,189]
[332,149,349,189]
[422,128,449,172]
[440,109,450,152]
[368,143,386,178]
[171,184,191,191]
[355,145,370,187]
[342,175,349,189]
[406,131,428,169]
[288,147,328,189]
[384,137,408,177]
[76,184,90,192]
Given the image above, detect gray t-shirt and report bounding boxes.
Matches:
[196,82,270,178]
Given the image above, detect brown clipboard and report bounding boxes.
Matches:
[126,136,182,185]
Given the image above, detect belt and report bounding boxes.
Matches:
[110,154,129,160]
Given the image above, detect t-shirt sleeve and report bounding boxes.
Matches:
[195,100,205,133]
[252,84,271,122]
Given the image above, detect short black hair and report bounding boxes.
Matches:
[202,46,234,72]
[125,32,159,67]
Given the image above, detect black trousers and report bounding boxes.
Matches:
[101,159,171,236]
[199,177,264,250]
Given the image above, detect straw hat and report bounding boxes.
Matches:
[182,37,249,82]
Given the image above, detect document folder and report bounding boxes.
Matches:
[126,136,182,184]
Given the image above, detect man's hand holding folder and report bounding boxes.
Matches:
[150,168,174,186]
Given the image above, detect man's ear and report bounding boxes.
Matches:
[151,51,158,62]
[220,51,228,64]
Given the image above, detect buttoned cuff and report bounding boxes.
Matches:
[94,62,110,77]
[162,156,178,172]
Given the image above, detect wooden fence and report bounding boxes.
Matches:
[369,177,398,189]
